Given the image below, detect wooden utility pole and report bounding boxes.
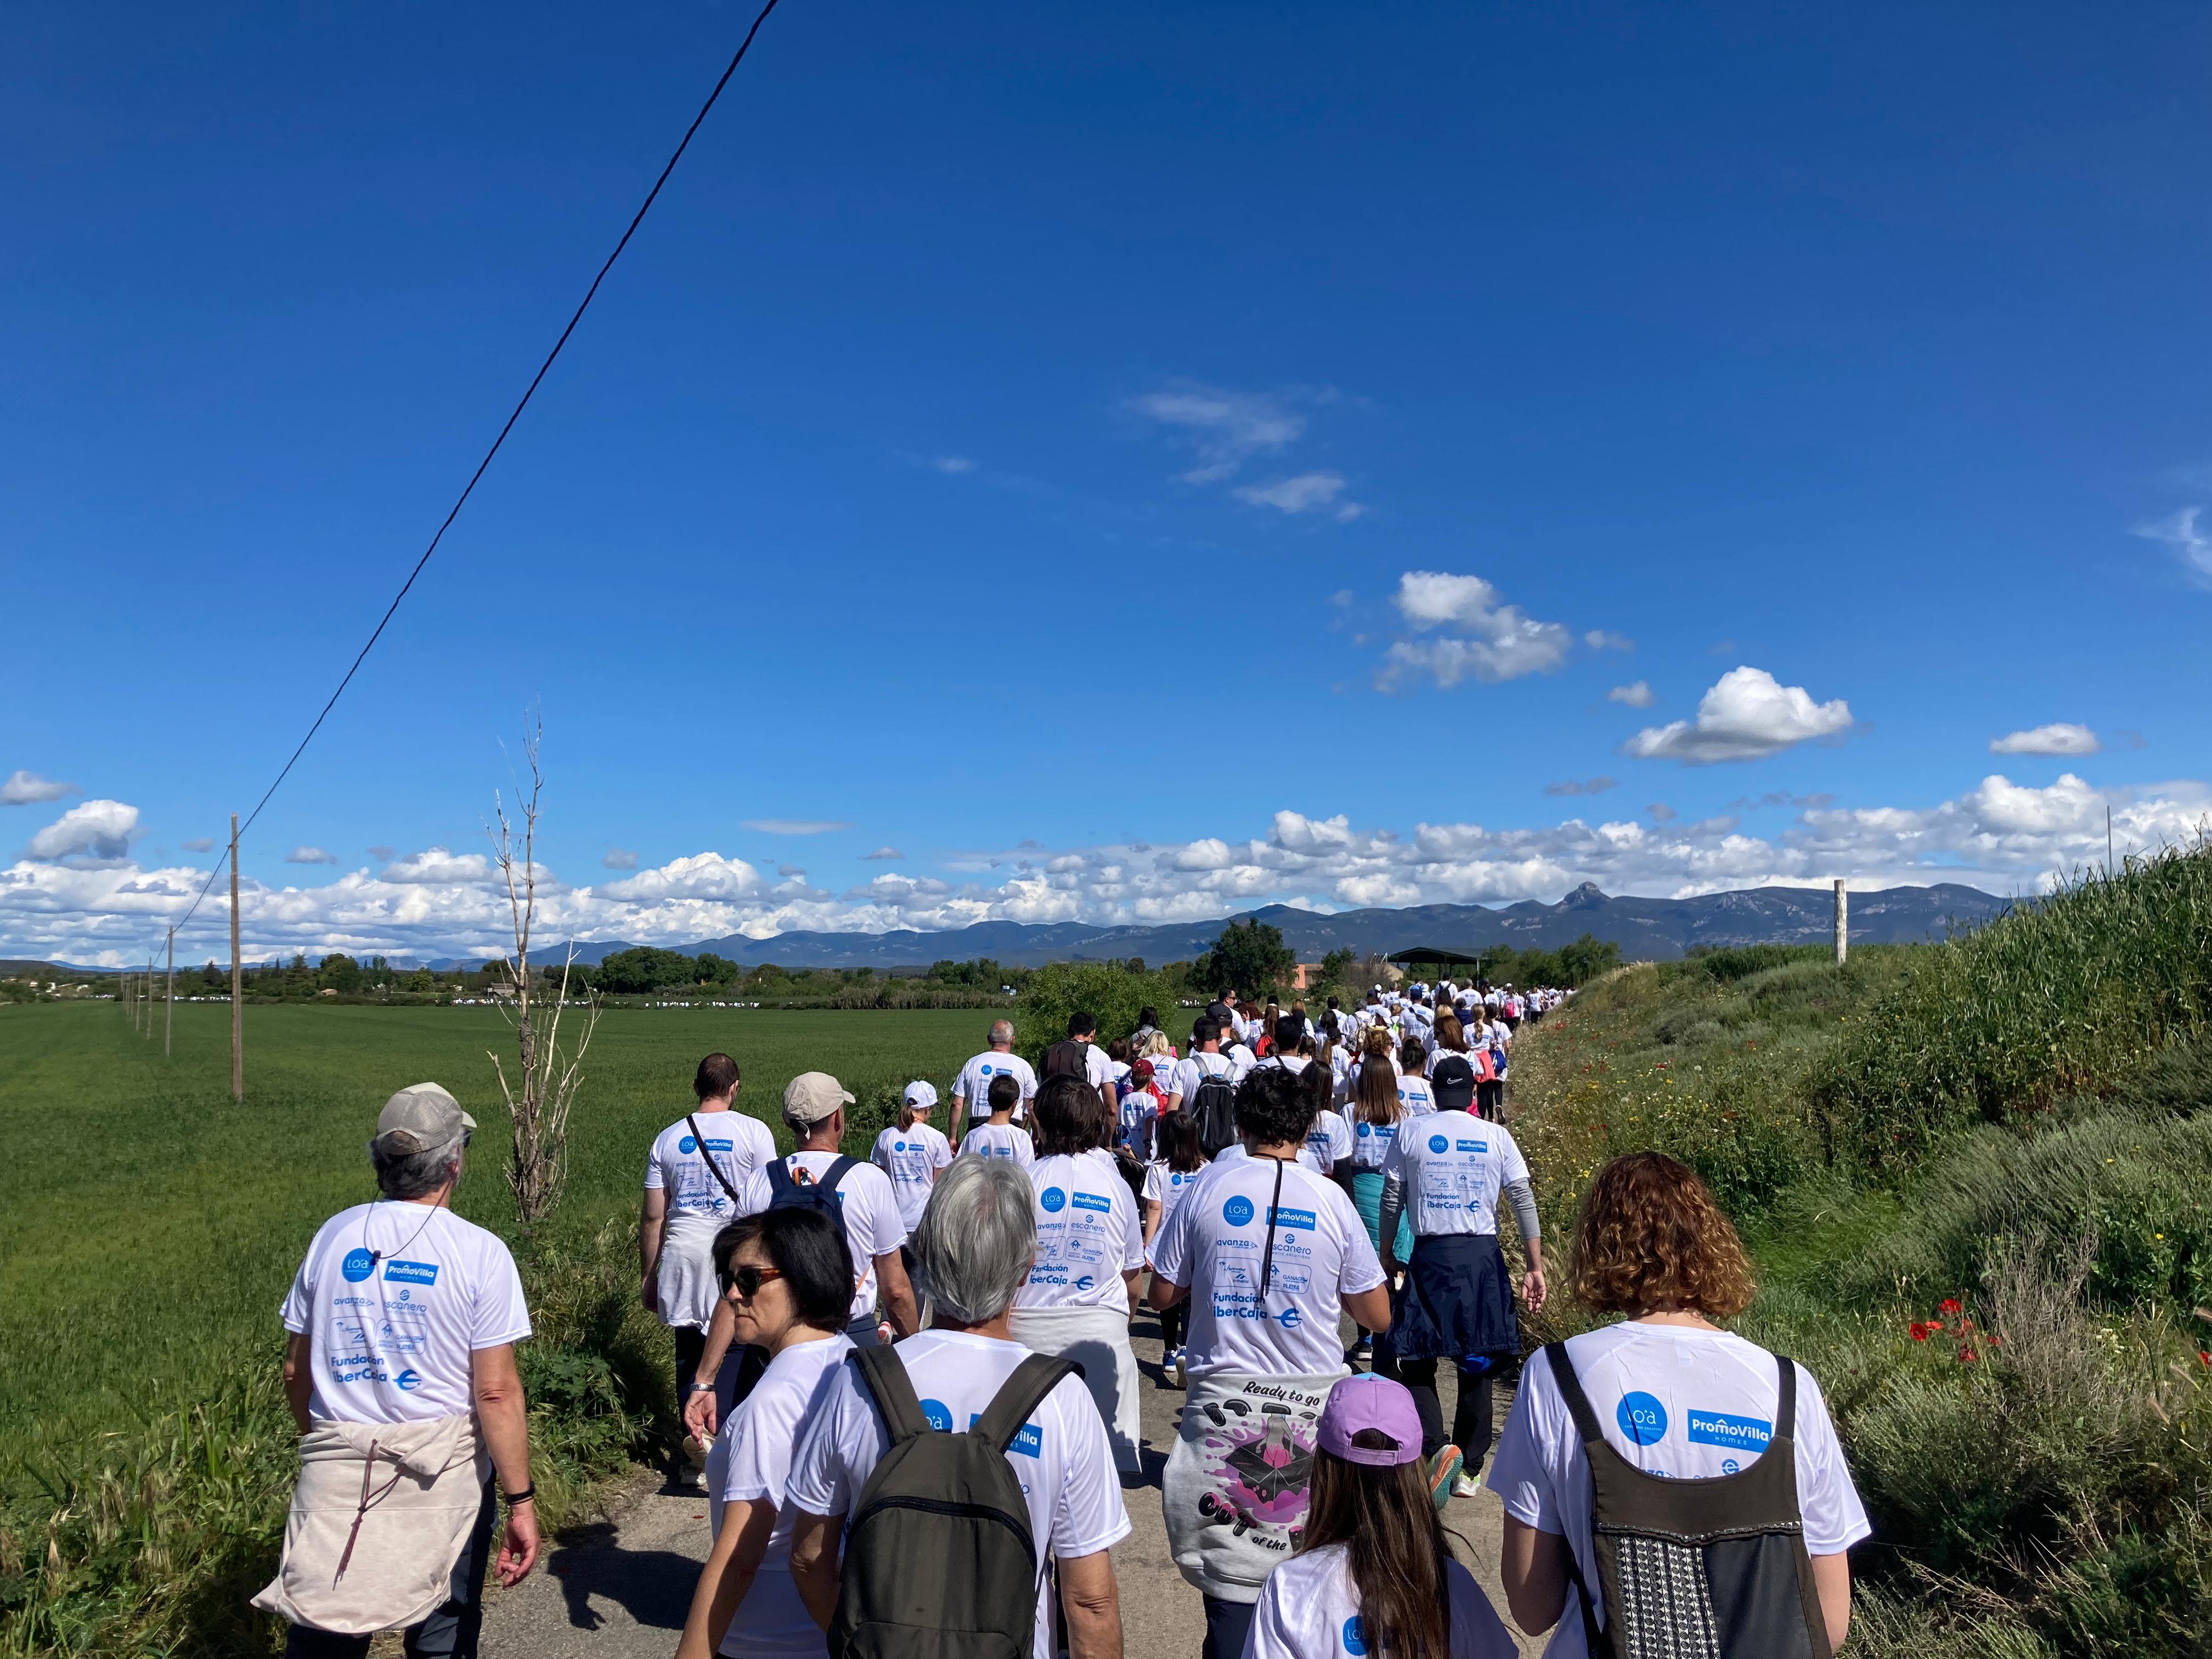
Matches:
[1833,878,1849,967]
[229,814,243,1102]
[165,928,174,1057]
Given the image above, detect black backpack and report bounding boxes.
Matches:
[1545,1340,1832,1659]
[832,1345,1079,1659]
[1041,1039,1089,1082]
[1189,1060,1240,1158]
[767,1153,859,1243]
[1430,1053,1478,1114]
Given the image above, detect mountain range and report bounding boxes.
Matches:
[447,879,2018,973]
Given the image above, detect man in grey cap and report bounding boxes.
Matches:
[252,1084,540,1656]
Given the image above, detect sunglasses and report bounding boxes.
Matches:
[724,1265,784,1299]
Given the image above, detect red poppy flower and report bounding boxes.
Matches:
[1957,1347,1978,1363]
[1986,1334,2001,1346]
[2200,1351,2210,1367]
[1926,1319,1944,1333]
[1939,1297,1963,1314]
[1910,1323,1929,1341]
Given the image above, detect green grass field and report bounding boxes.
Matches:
[0,998,995,1656]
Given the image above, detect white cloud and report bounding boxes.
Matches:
[1585,631,1634,652]
[598,852,765,904]
[932,456,975,474]
[1545,777,1617,797]
[2134,505,2212,583]
[860,847,905,861]
[1607,681,1656,709]
[181,837,216,854]
[379,847,492,884]
[366,844,397,861]
[1621,667,1854,764]
[24,800,139,865]
[1990,723,2100,757]
[1232,472,1364,521]
[601,848,639,870]
[1127,383,1308,483]
[741,820,850,836]
[286,847,340,866]
[2,771,77,806]
[1379,572,1574,689]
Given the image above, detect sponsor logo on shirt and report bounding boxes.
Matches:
[383,1259,439,1287]
[1072,1191,1111,1214]
[921,1397,955,1431]
[1266,1206,1317,1232]
[703,1139,732,1153]
[1455,1138,1487,1153]
[395,1368,423,1392]
[341,1248,376,1283]
[679,1134,697,1154]
[1277,1306,1303,1329]
[966,1411,1042,1458]
[895,1141,909,1152]
[1356,1121,1372,1138]
[1686,1409,1773,1452]
[1428,1134,1449,1153]
[1617,1391,1668,1446]
[1223,1195,1256,1227]
[1041,1187,1068,1213]
[1342,1615,1370,1656]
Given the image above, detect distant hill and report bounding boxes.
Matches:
[481,880,2015,972]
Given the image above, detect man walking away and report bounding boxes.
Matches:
[952,1019,1038,1145]
[255,1084,538,1657]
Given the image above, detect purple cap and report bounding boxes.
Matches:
[1317,1373,1423,1466]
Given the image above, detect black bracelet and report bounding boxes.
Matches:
[501,1482,536,1505]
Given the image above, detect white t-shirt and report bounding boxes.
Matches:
[1304,1109,1355,1175]
[279,1203,532,1424]
[1248,1543,1517,1659]
[645,1110,779,1222]
[1345,1110,1408,1172]
[1257,1053,1311,1075]
[706,1332,855,1657]
[1214,1141,1323,1173]
[784,1330,1132,1659]
[1490,1323,1872,1659]
[1148,1157,1385,1380]
[1141,1160,1204,1238]
[960,1122,1035,1168]
[1396,1073,1436,1116]
[782,1152,907,1324]
[1167,1050,1235,1107]
[956,1051,1037,1121]
[1223,1042,1259,1082]
[1015,1153,1145,1310]
[1381,1118,1530,1237]
[1118,1087,1163,1163]
[1077,1041,1116,1096]
[871,1122,954,1232]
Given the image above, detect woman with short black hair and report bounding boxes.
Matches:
[676,1207,857,1658]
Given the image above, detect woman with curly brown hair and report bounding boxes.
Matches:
[1491,1152,1868,1658]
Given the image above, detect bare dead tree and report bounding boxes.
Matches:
[486,713,601,1230]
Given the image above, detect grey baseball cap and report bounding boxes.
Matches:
[783,1071,855,1126]
[374,1082,476,1155]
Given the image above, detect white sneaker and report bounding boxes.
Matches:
[1173,1350,1187,1389]
[1453,1472,1483,1498]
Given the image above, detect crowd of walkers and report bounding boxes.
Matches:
[255,977,1870,1659]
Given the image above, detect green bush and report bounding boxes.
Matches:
[1813,843,2212,1175]
[1017,962,1180,1063]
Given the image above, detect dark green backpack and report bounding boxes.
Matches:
[831,1345,1079,1659]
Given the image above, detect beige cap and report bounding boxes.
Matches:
[782,1071,855,1126]
[375,1082,477,1155]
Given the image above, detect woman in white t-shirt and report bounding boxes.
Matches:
[1007,1075,1148,1471]
[678,1207,859,1659]
[1492,1153,1868,1659]
[1248,1373,1517,1659]
[1141,1109,1207,1382]
[1343,1053,1415,1364]
[869,1080,954,1248]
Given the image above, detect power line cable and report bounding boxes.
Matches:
[157,0,785,947]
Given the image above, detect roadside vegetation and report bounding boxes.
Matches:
[1510,846,2212,1658]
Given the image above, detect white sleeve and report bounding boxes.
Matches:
[278,1225,323,1334]
[1243,1572,1300,1659]
[857,1169,907,1256]
[1118,1188,1146,1271]
[1142,1164,1164,1205]
[1328,1114,1354,1161]
[721,1400,787,1504]
[1017,1059,1039,1102]
[930,1131,955,1173]
[1047,1385,1133,1559]
[642,1132,669,1190]
[1792,1367,1874,1553]
[784,1367,866,1518]
[1497,1124,1530,1184]
[1149,1184,1193,1286]
[471,1242,534,1349]
[870,1130,894,1174]
[1488,1356,1566,1533]
[1379,1128,1409,1184]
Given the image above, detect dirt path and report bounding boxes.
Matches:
[486,1314,1547,1657]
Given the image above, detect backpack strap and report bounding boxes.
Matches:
[686,1114,747,1208]
[971,1353,1079,1455]
[766,1157,797,1199]
[820,1154,858,1199]
[1774,1351,1797,1441]
[1543,1340,1607,1449]
[850,1345,932,1446]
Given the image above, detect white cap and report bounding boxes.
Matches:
[903,1079,939,1109]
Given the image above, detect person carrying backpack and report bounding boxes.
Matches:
[784,1158,1129,1659]
[1167,1018,1242,1159]
[1492,1152,1867,1658]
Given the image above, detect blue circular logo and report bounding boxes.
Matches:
[1428,1133,1449,1154]
[394,1369,422,1392]
[341,1248,375,1283]
[1343,1615,1369,1656]
[1223,1195,1256,1227]
[920,1397,953,1431]
[678,1134,697,1154]
[1722,1458,1741,1474]
[1356,1121,1372,1138]
[1617,1391,1668,1446]
[1041,1187,1066,1212]
[894,1141,908,1152]
[1171,1172,1186,1186]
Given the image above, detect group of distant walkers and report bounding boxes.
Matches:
[256,978,1870,1659]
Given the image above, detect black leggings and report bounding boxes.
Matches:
[1375,1348,1497,1465]
[1476,1077,1504,1119]
[1158,1297,1187,1351]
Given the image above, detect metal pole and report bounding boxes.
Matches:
[165,928,174,1058]
[230,814,243,1102]
[1833,878,1848,967]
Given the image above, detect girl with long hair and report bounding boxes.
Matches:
[1342,1054,1412,1362]
[1142,1109,1206,1383]
[1246,1374,1516,1659]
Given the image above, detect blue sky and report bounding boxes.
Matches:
[7,1,2211,964]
